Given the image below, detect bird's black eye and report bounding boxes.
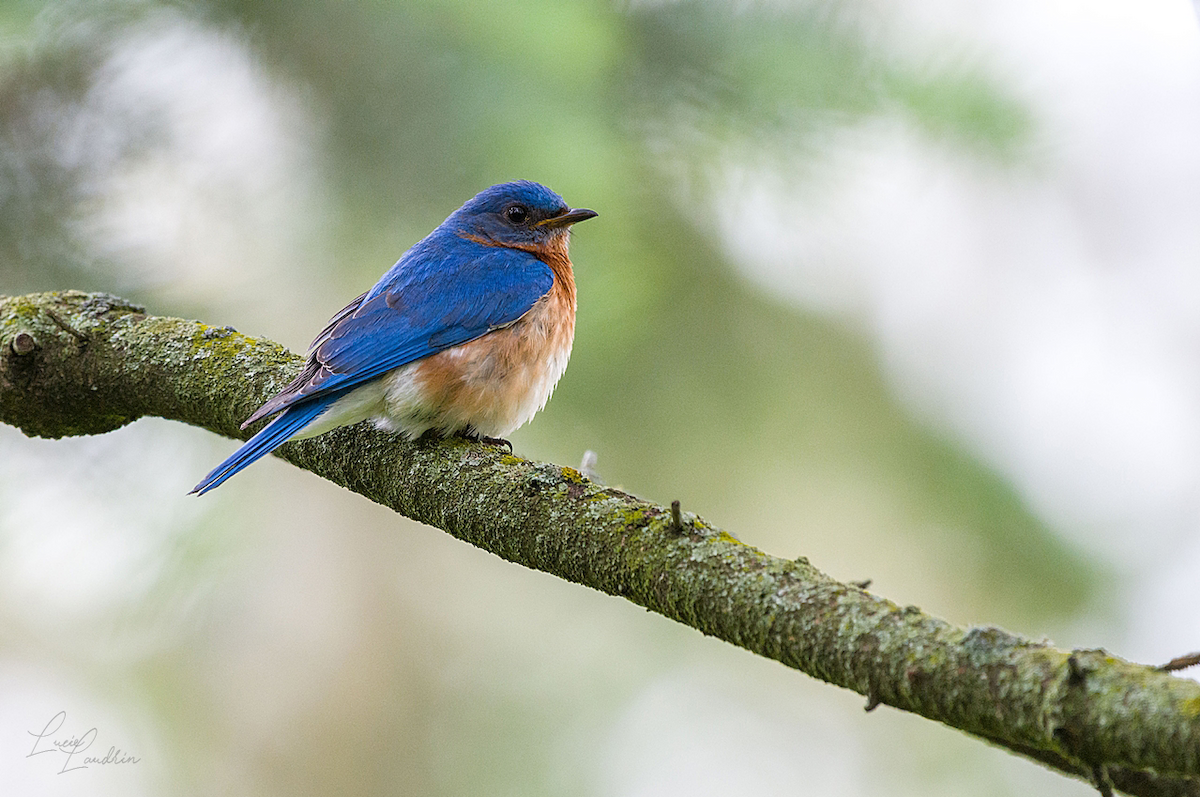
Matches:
[505,204,529,225]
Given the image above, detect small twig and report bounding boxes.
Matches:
[579,450,603,484]
[9,332,37,355]
[1158,652,1200,672]
[864,687,882,712]
[45,309,89,344]
[851,578,872,590]
[670,499,683,533]
[1092,763,1114,797]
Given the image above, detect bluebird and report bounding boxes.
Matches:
[191,180,596,495]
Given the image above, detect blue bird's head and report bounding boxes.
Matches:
[444,180,597,250]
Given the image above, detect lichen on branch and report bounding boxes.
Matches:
[2,290,1198,797]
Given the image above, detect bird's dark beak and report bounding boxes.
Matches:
[537,207,598,228]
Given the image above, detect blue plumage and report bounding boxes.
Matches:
[315,247,553,387]
[190,394,345,494]
[191,181,596,495]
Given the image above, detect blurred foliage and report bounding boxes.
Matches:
[0,1,1100,795]
[625,2,1030,161]
[0,0,1096,653]
[0,4,111,292]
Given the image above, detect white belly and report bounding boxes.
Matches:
[379,328,571,438]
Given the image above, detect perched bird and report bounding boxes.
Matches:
[191,180,596,495]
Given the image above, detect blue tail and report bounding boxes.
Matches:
[190,397,336,495]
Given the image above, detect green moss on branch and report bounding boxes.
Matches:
[3,290,1198,797]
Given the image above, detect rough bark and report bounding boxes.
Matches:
[2,290,1198,796]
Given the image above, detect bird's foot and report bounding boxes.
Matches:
[478,435,513,454]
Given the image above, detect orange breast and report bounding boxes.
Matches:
[380,236,577,438]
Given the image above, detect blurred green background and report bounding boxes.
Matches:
[4,0,1196,795]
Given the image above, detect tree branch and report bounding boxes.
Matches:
[3,290,1198,796]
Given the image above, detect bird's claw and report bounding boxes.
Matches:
[479,435,513,454]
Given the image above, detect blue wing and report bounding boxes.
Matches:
[247,237,554,425]
[190,236,553,494]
